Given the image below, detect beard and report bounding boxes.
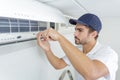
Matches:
[74,36,88,45]
[74,36,81,45]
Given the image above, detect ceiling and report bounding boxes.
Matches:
[36,0,120,18]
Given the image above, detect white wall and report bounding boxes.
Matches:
[0,40,76,80]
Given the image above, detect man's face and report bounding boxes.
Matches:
[74,24,92,45]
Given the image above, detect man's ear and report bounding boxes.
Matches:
[91,31,98,38]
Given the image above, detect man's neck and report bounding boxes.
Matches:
[83,40,96,54]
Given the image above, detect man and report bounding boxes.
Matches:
[37,13,118,80]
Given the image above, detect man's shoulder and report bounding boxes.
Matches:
[95,42,118,58]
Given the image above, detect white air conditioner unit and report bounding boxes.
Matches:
[0,0,67,23]
[0,0,67,45]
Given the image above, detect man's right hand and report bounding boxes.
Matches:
[37,31,50,52]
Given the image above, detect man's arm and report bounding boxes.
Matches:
[58,35,109,80]
[37,28,109,80]
[37,32,67,69]
[45,49,67,69]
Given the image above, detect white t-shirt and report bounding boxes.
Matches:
[63,42,118,80]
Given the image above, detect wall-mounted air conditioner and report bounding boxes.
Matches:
[0,0,67,23]
[0,0,67,45]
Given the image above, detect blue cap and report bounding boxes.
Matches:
[69,13,102,33]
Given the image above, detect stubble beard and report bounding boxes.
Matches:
[75,36,81,45]
[75,36,87,45]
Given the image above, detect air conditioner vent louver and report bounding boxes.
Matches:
[0,17,47,33]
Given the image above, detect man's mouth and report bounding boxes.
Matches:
[74,36,79,40]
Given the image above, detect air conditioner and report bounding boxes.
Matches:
[0,0,67,45]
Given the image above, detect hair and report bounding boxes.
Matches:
[87,26,98,40]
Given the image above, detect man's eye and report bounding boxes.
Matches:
[75,28,83,32]
[78,29,82,32]
[77,29,82,32]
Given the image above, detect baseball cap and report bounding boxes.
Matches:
[69,13,102,33]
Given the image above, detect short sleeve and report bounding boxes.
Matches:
[92,46,118,80]
[62,56,71,66]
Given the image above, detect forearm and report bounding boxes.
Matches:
[45,49,67,69]
[58,36,99,79]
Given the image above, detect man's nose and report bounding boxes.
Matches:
[74,31,78,36]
